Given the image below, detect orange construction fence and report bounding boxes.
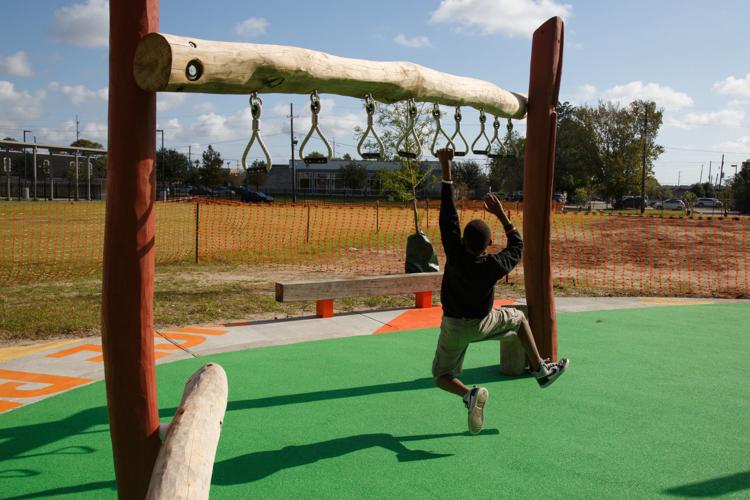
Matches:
[1,198,748,298]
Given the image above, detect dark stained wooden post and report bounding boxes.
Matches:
[523,17,564,361]
[102,0,160,498]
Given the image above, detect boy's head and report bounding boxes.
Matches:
[462,219,492,256]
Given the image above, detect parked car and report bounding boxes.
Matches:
[614,196,647,210]
[552,193,566,203]
[189,185,214,196]
[241,190,274,203]
[506,191,523,202]
[212,186,234,197]
[661,199,686,210]
[695,197,722,207]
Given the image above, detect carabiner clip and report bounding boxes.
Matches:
[488,116,503,158]
[471,109,491,155]
[299,90,334,164]
[241,92,272,172]
[396,99,421,159]
[357,93,385,160]
[450,107,469,157]
[430,103,455,156]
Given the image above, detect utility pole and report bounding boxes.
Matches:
[677,171,681,186]
[718,153,724,187]
[75,114,80,142]
[156,129,164,194]
[188,145,191,166]
[708,161,712,187]
[23,130,31,181]
[287,103,299,203]
[699,164,703,184]
[639,103,648,214]
[732,164,738,179]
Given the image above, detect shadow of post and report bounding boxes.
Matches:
[662,471,750,497]
[213,429,499,485]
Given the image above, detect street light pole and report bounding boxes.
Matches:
[287,103,299,203]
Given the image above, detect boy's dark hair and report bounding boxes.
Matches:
[462,219,491,256]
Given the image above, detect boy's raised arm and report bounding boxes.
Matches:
[437,148,462,258]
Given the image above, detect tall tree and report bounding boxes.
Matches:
[554,101,599,195]
[488,131,525,194]
[156,148,189,185]
[453,160,486,199]
[730,160,750,213]
[338,162,368,191]
[199,145,227,187]
[578,100,664,202]
[243,160,268,190]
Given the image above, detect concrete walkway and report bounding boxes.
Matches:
[0,296,744,413]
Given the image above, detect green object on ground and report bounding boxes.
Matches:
[2,304,749,499]
[405,231,439,273]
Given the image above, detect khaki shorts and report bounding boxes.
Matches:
[432,307,525,379]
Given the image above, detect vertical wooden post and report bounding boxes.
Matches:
[32,146,37,201]
[376,200,380,233]
[101,0,160,498]
[194,199,200,263]
[523,17,564,361]
[306,204,311,243]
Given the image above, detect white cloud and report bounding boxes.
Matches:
[393,34,432,48]
[157,93,186,112]
[0,81,45,130]
[568,84,597,103]
[666,109,745,129]
[565,81,693,112]
[234,17,268,38]
[193,101,214,113]
[37,121,77,144]
[601,81,693,111]
[715,136,750,152]
[0,51,33,77]
[712,73,750,98]
[431,0,571,38]
[52,0,109,48]
[49,82,108,105]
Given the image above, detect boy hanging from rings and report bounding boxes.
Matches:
[432,148,569,434]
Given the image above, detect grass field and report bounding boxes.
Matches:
[2,199,749,341]
[2,303,749,498]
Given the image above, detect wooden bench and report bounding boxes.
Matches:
[275,272,444,318]
[275,273,527,376]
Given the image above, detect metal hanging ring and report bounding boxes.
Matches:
[357,93,385,160]
[450,106,469,157]
[430,103,455,157]
[487,116,503,158]
[471,109,491,156]
[299,90,333,164]
[241,92,272,172]
[396,99,421,160]
[502,118,517,158]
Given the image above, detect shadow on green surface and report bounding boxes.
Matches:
[4,480,117,500]
[225,365,525,413]
[0,364,518,462]
[213,429,499,484]
[662,471,750,497]
[0,406,106,461]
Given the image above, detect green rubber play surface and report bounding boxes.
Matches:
[2,304,750,498]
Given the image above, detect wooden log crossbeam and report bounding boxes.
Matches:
[133,33,527,119]
[146,363,228,500]
[276,272,444,318]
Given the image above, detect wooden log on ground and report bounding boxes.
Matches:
[147,363,228,500]
[276,272,444,302]
[133,33,527,119]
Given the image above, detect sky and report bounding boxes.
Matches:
[1,0,749,186]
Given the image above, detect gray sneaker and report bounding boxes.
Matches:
[532,358,569,388]
[464,386,489,434]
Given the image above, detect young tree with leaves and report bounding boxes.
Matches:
[199,145,227,187]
